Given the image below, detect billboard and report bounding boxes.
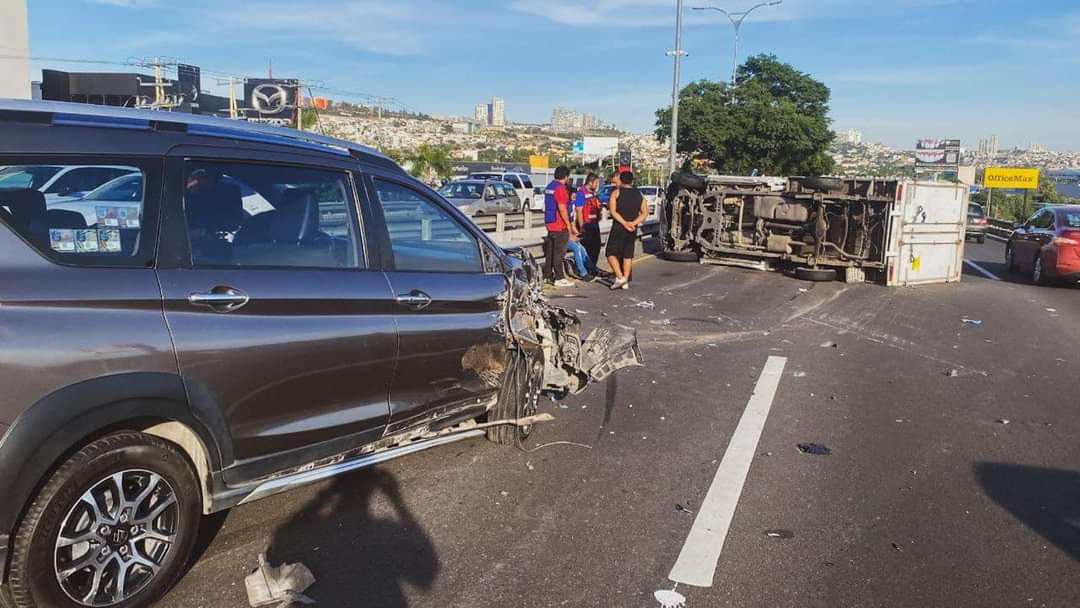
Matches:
[528,154,549,170]
[915,138,961,167]
[914,138,961,168]
[176,64,200,112]
[581,136,618,157]
[243,78,300,127]
[984,167,1040,190]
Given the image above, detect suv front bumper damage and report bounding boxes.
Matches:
[503,248,643,395]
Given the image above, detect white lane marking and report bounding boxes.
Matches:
[668,356,787,588]
[963,259,1002,281]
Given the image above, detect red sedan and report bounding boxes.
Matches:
[1006,204,1080,285]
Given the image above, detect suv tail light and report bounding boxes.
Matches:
[975,217,988,225]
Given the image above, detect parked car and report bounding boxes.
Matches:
[639,185,661,217]
[0,99,642,608]
[438,179,519,216]
[467,171,534,212]
[46,172,144,227]
[0,163,137,203]
[966,202,988,244]
[1006,204,1080,285]
[598,183,616,205]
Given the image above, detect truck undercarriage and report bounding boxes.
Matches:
[662,174,902,279]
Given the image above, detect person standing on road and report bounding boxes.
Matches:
[606,170,648,290]
[543,166,575,287]
[575,173,604,269]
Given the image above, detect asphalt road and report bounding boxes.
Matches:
[160,237,1079,608]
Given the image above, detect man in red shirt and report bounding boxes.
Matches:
[543,166,575,287]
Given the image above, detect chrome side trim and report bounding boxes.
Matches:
[236,429,485,505]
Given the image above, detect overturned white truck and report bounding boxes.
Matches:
[659,173,971,286]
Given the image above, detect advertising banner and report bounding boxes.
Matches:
[529,155,549,170]
[176,64,200,112]
[582,136,618,157]
[914,138,961,168]
[984,167,1040,190]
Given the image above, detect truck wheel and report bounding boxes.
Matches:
[661,250,699,263]
[976,235,985,244]
[487,352,543,445]
[1033,255,1050,286]
[7,432,201,608]
[802,177,844,192]
[795,266,838,282]
[1005,245,1017,271]
[671,172,706,191]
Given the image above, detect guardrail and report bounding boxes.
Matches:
[987,218,1014,239]
[475,209,660,259]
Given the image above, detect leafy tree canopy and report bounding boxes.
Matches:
[656,54,836,176]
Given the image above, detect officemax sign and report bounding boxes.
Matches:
[983,167,1040,190]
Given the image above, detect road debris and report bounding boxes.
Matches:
[245,553,316,607]
[575,309,589,315]
[1046,308,1057,313]
[960,318,983,326]
[675,503,694,515]
[793,371,807,378]
[820,341,838,348]
[996,419,1010,425]
[764,529,795,539]
[945,369,960,377]
[654,588,687,608]
[797,443,832,456]
[891,542,903,553]
[634,300,657,310]
[519,440,593,453]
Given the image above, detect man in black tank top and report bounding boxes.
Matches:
[605,171,649,290]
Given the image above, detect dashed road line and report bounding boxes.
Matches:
[963,259,1002,281]
[668,355,787,588]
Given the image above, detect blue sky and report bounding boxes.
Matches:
[25,0,1080,150]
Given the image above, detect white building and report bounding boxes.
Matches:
[490,97,505,127]
[0,0,31,99]
[840,128,863,145]
[474,103,488,125]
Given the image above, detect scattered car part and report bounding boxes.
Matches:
[245,553,316,607]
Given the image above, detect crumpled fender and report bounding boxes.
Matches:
[501,248,644,395]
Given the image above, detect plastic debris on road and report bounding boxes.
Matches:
[634,300,657,310]
[675,503,694,515]
[764,529,795,539]
[797,443,832,456]
[245,553,316,607]
[654,589,687,608]
[945,369,960,377]
[960,318,983,325]
[1047,308,1058,313]
[793,371,807,378]
[996,419,1010,425]
[820,341,838,348]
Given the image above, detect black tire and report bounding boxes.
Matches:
[795,266,838,282]
[7,432,201,608]
[521,199,531,213]
[976,235,986,244]
[487,352,543,445]
[671,172,706,191]
[661,250,700,263]
[1033,254,1050,286]
[802,176,844,192]
[1005,244,1017,271]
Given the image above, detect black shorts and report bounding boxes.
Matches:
[606,226,637,260]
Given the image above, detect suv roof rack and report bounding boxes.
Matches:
[0,98,396,166]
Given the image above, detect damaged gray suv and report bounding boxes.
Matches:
[0,100,640,608]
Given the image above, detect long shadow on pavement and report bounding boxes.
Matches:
[975,463,1080,560]
[266,467,439,607]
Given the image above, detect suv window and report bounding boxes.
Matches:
[373,178,482,273]
[522,177,534,189]
[498,183,515,198]
[1032,210,1054,230]
[504,175,522,188]
[182,161,362,269]
[44,167,134,196]
[0,161,151,265]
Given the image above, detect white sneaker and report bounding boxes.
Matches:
[554,278,575,288]
[610,278,626,290]
[621,280,630,290]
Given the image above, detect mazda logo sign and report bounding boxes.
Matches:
[252,84,289,114]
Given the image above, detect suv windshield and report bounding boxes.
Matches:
[1063,211,1080,228]
[968,203,984,216]
[440,182,484,199]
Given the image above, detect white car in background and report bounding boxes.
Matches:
[47,172,143,227]
[639,185,662,217]
[468,171,535,212]
[0,164,137,203]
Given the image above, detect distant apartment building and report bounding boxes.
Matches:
[551,106,599,133]
[490,97,505,127]
[474,103,488,124]
[977,135,1000,156]
[840,128,863,145]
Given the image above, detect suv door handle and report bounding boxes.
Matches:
[189,286,250,312]
[395,290,432,310]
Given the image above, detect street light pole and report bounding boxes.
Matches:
[693,1,782,87]
[666,0,687,179]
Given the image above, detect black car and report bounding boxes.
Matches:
[0,100,641,608]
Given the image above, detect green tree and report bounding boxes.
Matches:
[655,54,835,176]
[406,145,452,182]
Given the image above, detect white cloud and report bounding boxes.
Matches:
[88,0,158,7]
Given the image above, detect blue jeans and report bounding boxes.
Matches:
[567,237,598,277]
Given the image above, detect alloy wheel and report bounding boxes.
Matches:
[54,469,178,607]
